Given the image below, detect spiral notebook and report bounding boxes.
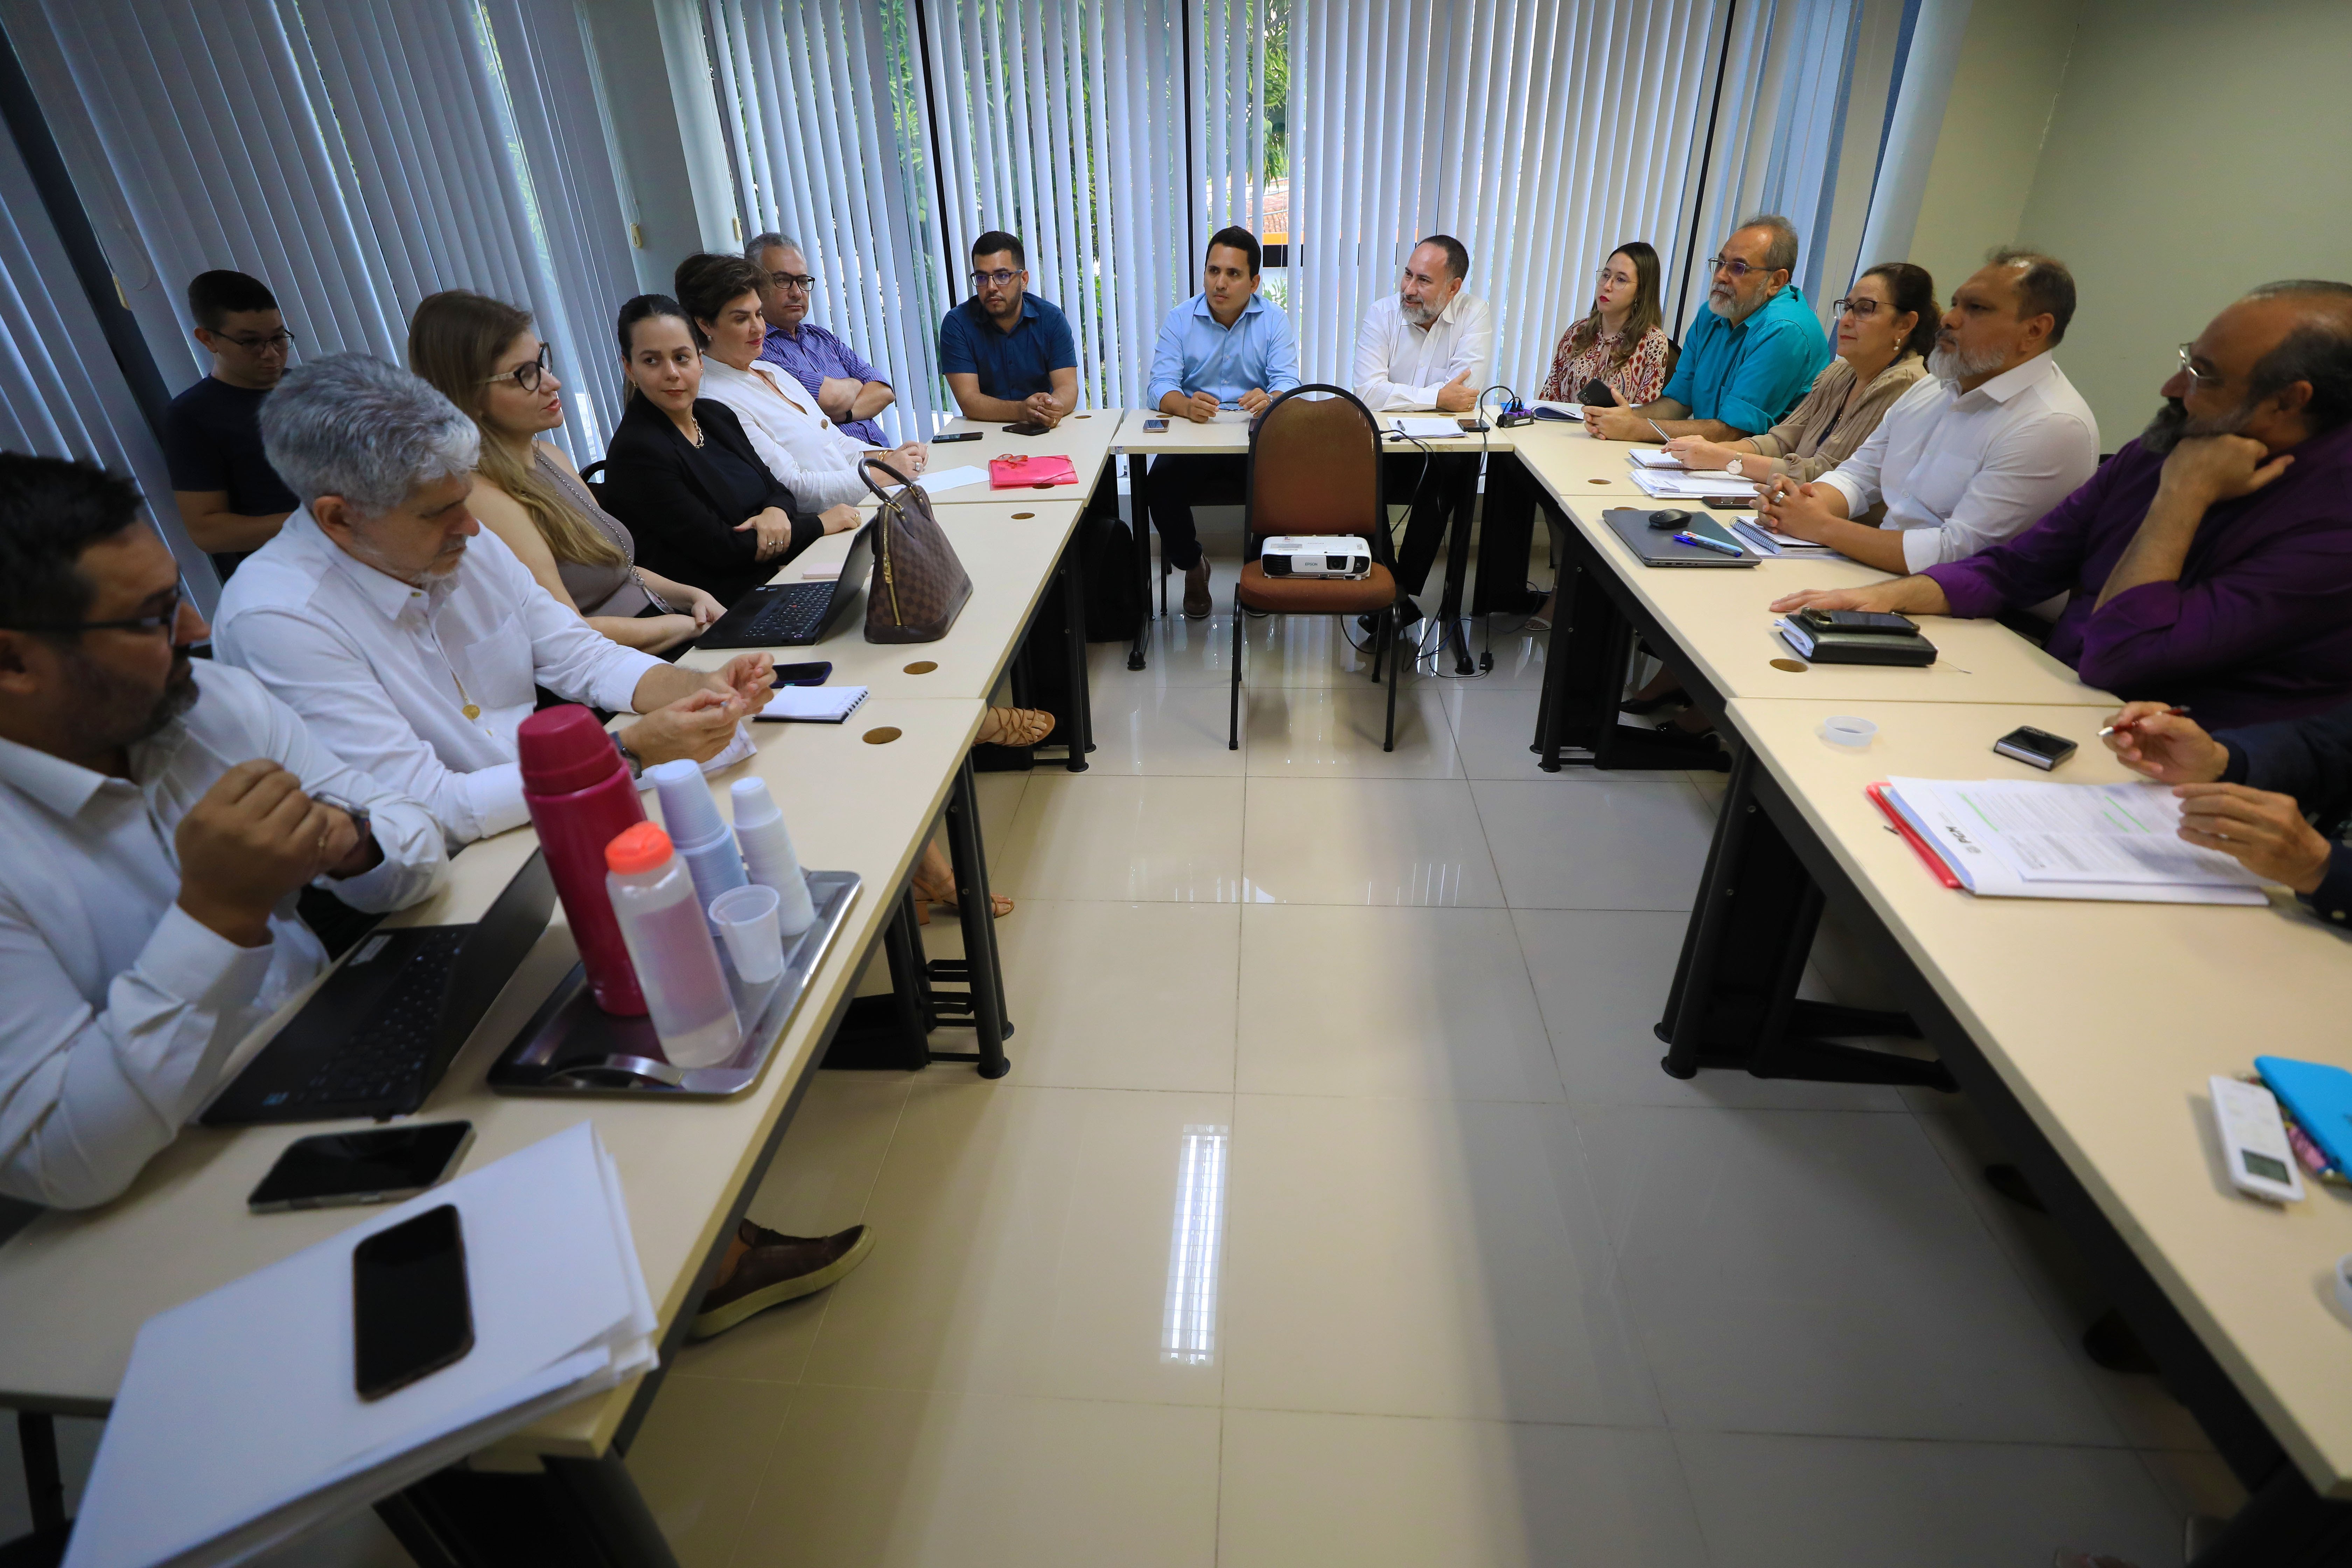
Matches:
[755,685,870,723]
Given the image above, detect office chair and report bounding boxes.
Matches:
[1228,384,1402,751]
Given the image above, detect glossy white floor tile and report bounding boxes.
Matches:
[1235,613,1384,686]
[1674,1430,2179,1568]
[1219,1411,1708,1568]
[991,899,1239,1092]
[626,1374,794,1568]
[1077,680,1249,775]
[1221,1094,1657,1424]
[1470,778,1717,910]
[1240,776,1505,905]
[1241,680,1460,778]
[1444,684,1684,784]
[738,1387,1219,1568]
[1236,904,1561,1101]
[993,774,1244,902]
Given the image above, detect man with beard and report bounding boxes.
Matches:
[212,354,777,848]
[1749,250,2098,574]
[1350,235,1494,632]
[1772,280,2352,728]
[0,455,445,1208]
[1584,214,1830,443]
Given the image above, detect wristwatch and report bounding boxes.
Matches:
[614,732,645,780]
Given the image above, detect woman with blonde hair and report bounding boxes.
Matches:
[408,290,724,654]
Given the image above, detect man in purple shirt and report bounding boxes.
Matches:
[746,233,895,445]
[1772,280,2352,728]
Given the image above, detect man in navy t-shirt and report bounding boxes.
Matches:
[937,231,1079,430]
[161,270,300,580]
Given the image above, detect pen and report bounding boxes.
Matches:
[2097,705,2190,737]
[1673,531,1744,558]
[1645,418,1673,444]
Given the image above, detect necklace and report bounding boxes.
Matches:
[685,414,705,448]
[420,615,484,722]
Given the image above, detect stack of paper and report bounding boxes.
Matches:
[1724,513,1838,556]
[913,464,989,495]
[1875,777,2268,904]
[65,1123,657,1568]
[1631,467,1763,502]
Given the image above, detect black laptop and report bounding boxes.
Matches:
[203,851,555,1125]
[695,520,875,649]
[1602,507,1761,568]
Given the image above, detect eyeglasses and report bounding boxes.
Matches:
[1594,268,1632,285]
[1831,296,1883,318]
[769,272,816,294]
[218,329,295,353]
[484,343,554,394]
[4,583,187,637]
[2175,343,2226,393]
[1707,255,1773,281]
[969,268,1023,289]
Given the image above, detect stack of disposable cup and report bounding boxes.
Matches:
[647,758,748,930]
[729,777,817,935]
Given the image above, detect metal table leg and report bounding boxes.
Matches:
[943,760,1011,1078]
[1059,540,1092,771]
[1433,458,1479,675]
[1127,453,1153,670]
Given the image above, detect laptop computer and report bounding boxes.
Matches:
[694,520,875,649]
[1602,507,1761,568]
[202,851,555,1125]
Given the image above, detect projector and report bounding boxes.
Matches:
[1259,536,1372,579]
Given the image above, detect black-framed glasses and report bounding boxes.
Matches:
[1707,255,1772,280]
[484,343,554,393]
[1831,296,1883,318]
[969,268,1023,289]
[769,271,816,294]
[2176,343,2226,392]
[4,583,187,637]
[219,329,295,353]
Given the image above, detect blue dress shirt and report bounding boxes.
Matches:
[759,321,890,446]
[938,293,1078,402]
[1146,293,1301,407]
[1661,284,1832,434]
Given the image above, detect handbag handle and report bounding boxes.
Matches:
[858,455,913,501]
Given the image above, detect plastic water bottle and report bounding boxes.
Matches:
[646,758,749,930]
[604,822,741,1067]
[729,777,817,936]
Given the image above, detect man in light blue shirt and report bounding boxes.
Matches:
[1144,227,1300,617]
[1586,213,1831,444]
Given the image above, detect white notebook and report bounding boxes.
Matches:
[757,684,870,723]
[1880,777,2268,904]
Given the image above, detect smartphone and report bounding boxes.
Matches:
[247,1122,474,1213]
[772,661,832,687]
[353,1204,473,1401]
[1456,418,1489,432]
[1994,724,2079,771]
[1799,607,1917,636]
[934,430,983,443]
[1003,420,1051,436]
[1142,417,1170,432]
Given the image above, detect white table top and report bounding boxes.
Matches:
[0,700,984,1461]
[1110,405,1525,456]
[1724,697,2352,1497]
[912,411,1120,503]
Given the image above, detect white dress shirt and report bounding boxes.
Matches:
[214,509,663,847]
[1815,352,2100,572]
[700,356,875,509]
[1350,290,1494,411]
[0,662,443,1208]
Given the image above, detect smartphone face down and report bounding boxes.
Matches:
[248,1123,474,1212]
[1993,725,2079,770]
[772,662,832,687]
[354,1204,474,1400]
[933,430,983,443]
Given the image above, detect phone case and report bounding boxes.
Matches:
[2254,1057,2352,1173]
[988,453,1078,489]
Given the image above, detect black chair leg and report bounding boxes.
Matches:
[20,1411,65,1536]
[1383,609,1400,751]
[1227,590,1245,750]
[1370,606,1386,684]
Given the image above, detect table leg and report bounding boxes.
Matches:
[390,1450,681,1566]
[1128,453,1153,670]
[944,760,1011,1078]
[1059,539,1092,771]
[1434,459,1478,675]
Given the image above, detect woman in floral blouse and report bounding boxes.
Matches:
[1539,241,1674,406]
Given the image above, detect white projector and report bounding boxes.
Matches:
[1259,536,1372,579]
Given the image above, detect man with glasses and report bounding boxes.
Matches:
[0,454,446,1208]
[163,271,301,580]
[1774,281,2352,729]
[1751,251,2098,575]
[746,233,896,445]
[938,231,1079,430]
[1585,215,1830,444]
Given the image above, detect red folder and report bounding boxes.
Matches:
[1865,782,1962,889]
[988,453,1078,489]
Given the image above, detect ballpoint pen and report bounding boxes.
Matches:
[1646,418,1673,444]
[1672,531,1744,557]
[2097,706,2190,737]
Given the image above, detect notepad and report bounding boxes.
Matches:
[756,684,869,723]
[913,464,989,495]
[1627,448,1687,469]
[1631,468,1762,500]
[1725,513,1836,556]
[1393,416,1466,440]
[1874,777,2268,904]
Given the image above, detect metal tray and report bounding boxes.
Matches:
[487,870,860,1098]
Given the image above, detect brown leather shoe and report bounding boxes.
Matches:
[691,1220,874,1339]
[1182,558,1212,619]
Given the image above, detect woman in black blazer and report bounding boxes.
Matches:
[602,295,860,606]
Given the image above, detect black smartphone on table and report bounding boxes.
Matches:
[353,1203,474,1400]
[1799,607,1917,636]
[247,1122,474,1213]
[772,661,833,687]
[1003,420,1051,435]
[934,430,983,443]
[1994,725,2079,770]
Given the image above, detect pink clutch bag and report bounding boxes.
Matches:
[988,453,1078,489]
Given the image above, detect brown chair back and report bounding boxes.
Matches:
[1244,385,1384,552]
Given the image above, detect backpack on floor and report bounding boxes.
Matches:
[1077,503,1143,643]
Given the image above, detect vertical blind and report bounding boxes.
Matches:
[6,0,639,461]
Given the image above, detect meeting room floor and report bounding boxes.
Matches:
[0,546,2246,1568]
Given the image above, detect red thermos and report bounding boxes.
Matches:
[518,705,649,1015]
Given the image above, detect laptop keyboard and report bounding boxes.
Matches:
[253,929,470,1111]
[740,583,833,644]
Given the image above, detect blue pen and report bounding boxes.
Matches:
[1673,531,1744,557]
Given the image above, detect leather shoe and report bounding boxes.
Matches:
[691,1219,874,1339]
[1182,558,1212,619]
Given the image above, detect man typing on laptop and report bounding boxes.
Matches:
[0,455,446,1209]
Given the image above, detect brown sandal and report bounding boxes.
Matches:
[975,706,1055,748]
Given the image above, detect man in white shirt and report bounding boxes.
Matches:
[1756,250,2100,576]
[1350,235,1495,629]
[214,354,775,848]
[0,455,445,1208]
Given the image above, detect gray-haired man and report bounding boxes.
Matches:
[213,354,777,848]
[748,232,896,444]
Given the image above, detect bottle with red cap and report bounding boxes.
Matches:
[518,704,648,1015]
[605,821,741,1068]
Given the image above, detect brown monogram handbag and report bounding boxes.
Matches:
[859,457,972,643]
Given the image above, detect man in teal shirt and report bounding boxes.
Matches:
[1586,214,1831,443]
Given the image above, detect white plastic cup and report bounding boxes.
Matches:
[1819,715,1877,749]
[709,883,786,984]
